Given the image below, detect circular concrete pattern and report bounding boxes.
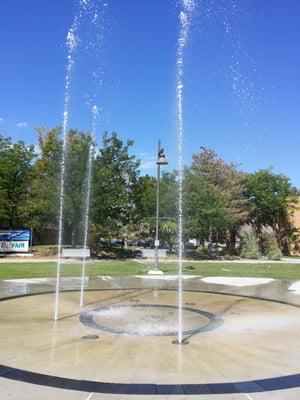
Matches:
[79,303,223,336]
[0,288,300,395]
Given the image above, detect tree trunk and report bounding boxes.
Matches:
[225,229,231,253]
[226,229,236,254]
[208,227,213,256]
[71,224,76,247]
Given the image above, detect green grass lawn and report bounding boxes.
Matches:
[0,261,149,279]
[0,260,300,279]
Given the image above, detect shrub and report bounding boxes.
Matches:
[239,224,260,259]
[260,225,282,260]
[89,238,141,259]
[94,246,141,259]
[185,246,217,260]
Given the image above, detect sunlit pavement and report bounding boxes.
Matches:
[0,276,300,399]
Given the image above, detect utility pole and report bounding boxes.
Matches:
[148,139,168,275]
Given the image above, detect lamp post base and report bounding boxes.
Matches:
[148,269,164,275]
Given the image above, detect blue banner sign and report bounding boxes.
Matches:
[0,229,32,253]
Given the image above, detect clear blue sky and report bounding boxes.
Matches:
[0,0,299,186]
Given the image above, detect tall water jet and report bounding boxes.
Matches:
[78,0,108,307]
[54,0,108,319]
[175,0,195,343]
[54,14,80,321]
[80,105,99,307]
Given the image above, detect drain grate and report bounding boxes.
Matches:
[82,334,99,340]
[172,339,189,345]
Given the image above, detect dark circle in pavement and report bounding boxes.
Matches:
[79,303,223,336]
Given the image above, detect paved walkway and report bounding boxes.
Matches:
[0,256,300,263]
[137,257,300,264]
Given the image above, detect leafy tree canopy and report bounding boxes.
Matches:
[0,135,35,228]
[92,132,140,239]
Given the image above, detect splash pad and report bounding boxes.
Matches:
[1,277,300,396]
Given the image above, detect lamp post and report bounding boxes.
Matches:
[149,139,168,274]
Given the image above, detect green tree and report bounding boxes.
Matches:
[185,148,249,252]
[92,132,140,241]
[160,172,177,221]
[29,127,62,234]
[160,219,177,251]
[64,130,93,245]
[184,169,226,245]
[245,169,298,253]
[31,127,93,245]
[0,135,35,228]
[132,174,156,242]
[133,174,156,223]
[133,171,178,245]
